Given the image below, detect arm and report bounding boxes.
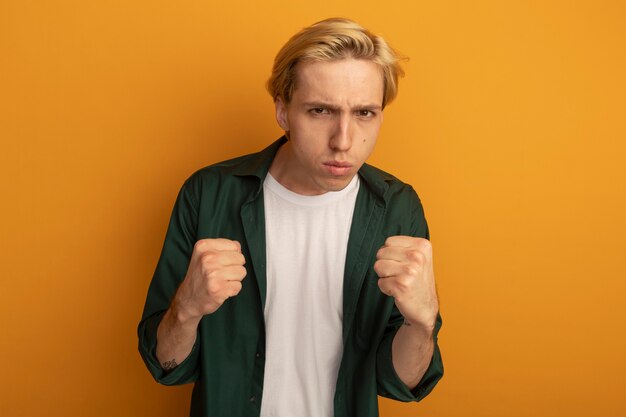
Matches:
[155,300,201,372]
[137,176,246,383]
[155,238,247,371]
[391,319,435,389]
[137,178,199,385]
[375,236,440,390]
[376,310,443,401]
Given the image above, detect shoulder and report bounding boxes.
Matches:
[182,138,284,190]
[180,150,264,196]
[190,151,262,180]
[359,163,422,206]
[360,163,428,237]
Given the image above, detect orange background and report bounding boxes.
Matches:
[1,1,625,416]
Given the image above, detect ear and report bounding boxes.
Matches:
[275,97,290,131]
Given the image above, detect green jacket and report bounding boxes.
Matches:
[138,137,443,417]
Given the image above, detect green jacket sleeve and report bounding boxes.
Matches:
[137,175,201,385]
[376,312,444,401]
[375,190,444,401]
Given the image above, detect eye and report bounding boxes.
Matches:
[310,107,329,115]
[357,109,375,118]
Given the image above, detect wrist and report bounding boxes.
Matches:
[402,318,436,339]
[169,297,202,328]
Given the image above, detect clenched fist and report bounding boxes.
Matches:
[174,238,247,320]
[374,236,438,330]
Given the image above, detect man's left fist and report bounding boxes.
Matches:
[374,236,439,329]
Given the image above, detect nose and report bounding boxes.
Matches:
[329,113,352,152]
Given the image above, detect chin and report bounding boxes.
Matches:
[322,177,353,192]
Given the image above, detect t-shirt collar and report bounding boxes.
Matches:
[232,135,389,201]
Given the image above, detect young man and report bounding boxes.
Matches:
[138,17,443,417]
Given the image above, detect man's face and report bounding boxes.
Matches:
[272,58,384,195]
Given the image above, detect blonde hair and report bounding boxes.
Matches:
[267,18,406,109]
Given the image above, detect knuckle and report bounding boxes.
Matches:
[408,250,425,263]
[206,269,222,281]
[231,282,243,295]
[207,280,221,297]
[403,264,419,276]
[417,238,432,252]
[200,251,217,264]
[199,262,211,277]
[200,262,213,277]
[221,238,239,251]
[194,239,208,252]
[396,276,411,291]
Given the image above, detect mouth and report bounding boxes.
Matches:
[323,161,353,176]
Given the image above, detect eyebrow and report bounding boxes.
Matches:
[302,101,382,111]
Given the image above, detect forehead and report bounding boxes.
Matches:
[292,58,384,105]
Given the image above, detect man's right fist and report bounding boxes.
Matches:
[173,238,247,320]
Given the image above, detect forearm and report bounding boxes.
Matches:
[391,321,435,390]
[155,299,202,371]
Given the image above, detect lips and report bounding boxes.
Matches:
[323,161,353,176]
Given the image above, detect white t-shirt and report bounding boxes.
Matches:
[260,173,360,417]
